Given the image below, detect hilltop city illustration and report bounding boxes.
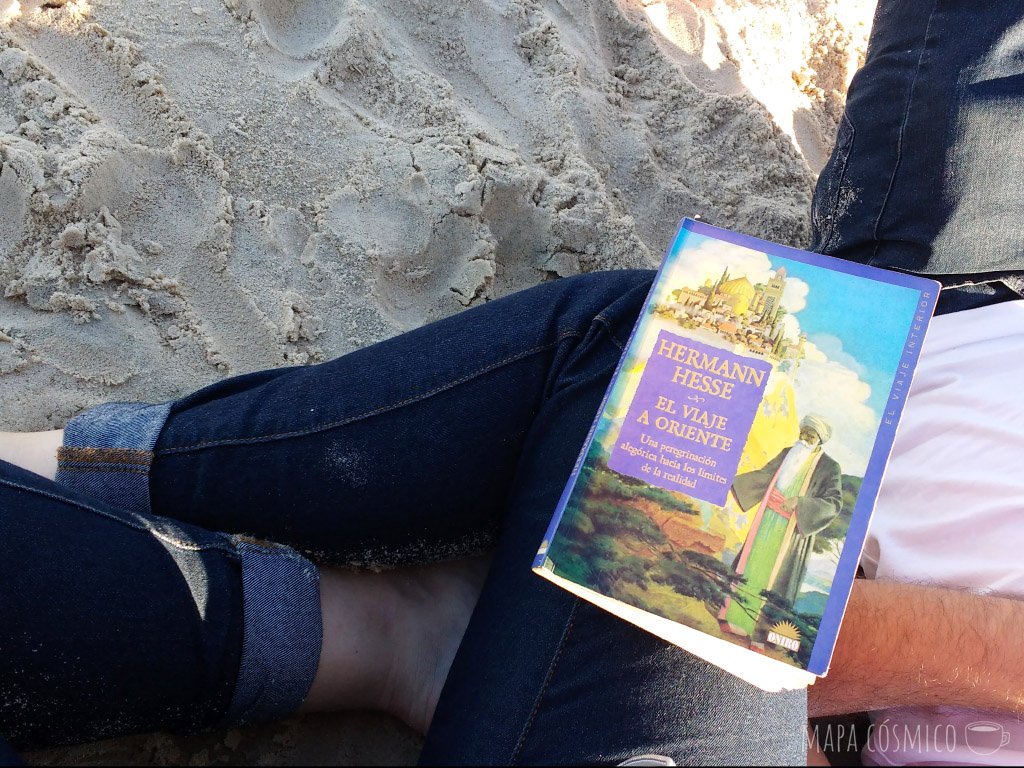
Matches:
[653,265,807,370]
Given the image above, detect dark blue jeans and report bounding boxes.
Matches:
[3,0,1024,764]
[0,270,806,765]
[811,0,1024,314]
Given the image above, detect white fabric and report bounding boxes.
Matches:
[860,299,1024,766]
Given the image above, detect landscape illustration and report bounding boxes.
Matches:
[543,229,921,668]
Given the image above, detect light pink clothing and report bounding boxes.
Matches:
[860,300,1024,766]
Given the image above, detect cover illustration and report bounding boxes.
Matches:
[534,219,938,677]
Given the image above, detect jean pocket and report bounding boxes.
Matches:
[810,111,855,255]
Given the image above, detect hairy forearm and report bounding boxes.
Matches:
[809,579,1024,718]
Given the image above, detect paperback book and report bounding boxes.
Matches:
[533,218,939,691]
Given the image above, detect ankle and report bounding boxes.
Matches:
[302,567,403,716]
[377,559,488,734]
[0,429,63,480]
[303,558,486,735]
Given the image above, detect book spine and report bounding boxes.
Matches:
[807,279,939,674]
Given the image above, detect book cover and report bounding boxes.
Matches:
[533,218,939,691]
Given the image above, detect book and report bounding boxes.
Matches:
[533,218,939,691]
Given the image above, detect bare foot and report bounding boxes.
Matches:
[304,555,490,735]
[0,429,63,480]
[383,556,491,734]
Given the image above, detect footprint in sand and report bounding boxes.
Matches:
[246,0,348,58]
[320,143,498,330]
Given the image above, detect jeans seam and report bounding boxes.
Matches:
[0,475,235,555]
[55,466,151,476]
[872,0,940,246]
[156,329,585,455]
[593,313,626,352]
[510,598,580,765]
[820,112,854,254]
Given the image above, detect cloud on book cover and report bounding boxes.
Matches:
[667,235,810,314]
[792,338,877,477]
[780,277,809,314]
[808,333,869,380]
[767,303,877,477]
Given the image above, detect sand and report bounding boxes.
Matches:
[1,0,871,763]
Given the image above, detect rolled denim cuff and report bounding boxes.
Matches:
[223,539,323,727]
[55,402,172,514]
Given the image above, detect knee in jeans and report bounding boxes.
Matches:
[556,270,656,339]
[568,269,656,301]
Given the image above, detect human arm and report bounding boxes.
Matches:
[809,579,1024,718]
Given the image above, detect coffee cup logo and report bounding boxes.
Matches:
[964,721,1010,756]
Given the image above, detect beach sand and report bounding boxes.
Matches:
[1,0,872,763]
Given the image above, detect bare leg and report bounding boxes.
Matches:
[306,557,489,734]
[0,429,62,480]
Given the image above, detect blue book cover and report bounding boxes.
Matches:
[533,218,939,691]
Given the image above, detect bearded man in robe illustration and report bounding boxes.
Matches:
[719,414,842,638]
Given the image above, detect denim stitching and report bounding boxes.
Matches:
[157,330,584,455]
[821,112,855,254]
[510,599,580,764]
[872,0,940,247]
[0,475,235,555]
[230,534,317,566]
[58,447,152,464]
[55,466,151,476]
[593,313,626,352]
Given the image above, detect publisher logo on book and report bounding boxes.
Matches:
[766,620,800,653]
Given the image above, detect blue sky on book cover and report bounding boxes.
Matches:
[536,219,937,673]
